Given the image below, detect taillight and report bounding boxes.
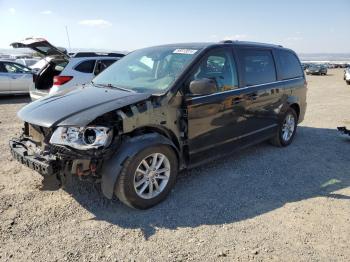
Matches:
[53,76,73,86]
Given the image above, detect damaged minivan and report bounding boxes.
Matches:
[10,41,307,209]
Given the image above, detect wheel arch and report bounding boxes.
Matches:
[101,132,180,199]
[129,125,181,151]
[289,103,300,120]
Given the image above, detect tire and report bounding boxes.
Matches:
[270,108,298,147]
[346,81,350,85]
[115,144,178,209]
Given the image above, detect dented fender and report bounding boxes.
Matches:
[101,133,179,199]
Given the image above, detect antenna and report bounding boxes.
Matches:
[65,25,71,52]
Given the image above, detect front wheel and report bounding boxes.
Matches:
[270,108,298,147]
[115,145,178,209]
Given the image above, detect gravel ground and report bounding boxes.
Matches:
[0,69,349,262]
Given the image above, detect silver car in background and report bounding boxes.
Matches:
[0,60,32,94]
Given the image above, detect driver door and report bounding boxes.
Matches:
[185,47,249,164]
[3,62,32,93]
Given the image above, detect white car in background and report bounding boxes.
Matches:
[344,67,350,85]
[49,53,121,97]
[15,58,40,68]
[11,38,125,100]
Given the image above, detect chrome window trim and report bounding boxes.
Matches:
[190,76,304,101]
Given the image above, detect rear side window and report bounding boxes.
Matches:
[276,50,303,80]
[239,49,276,86]
[75,60,96,73]
[94,59,116,75]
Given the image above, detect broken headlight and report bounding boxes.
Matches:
[49,126,113,150]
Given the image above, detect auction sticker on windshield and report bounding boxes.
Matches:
[173,49,198,55]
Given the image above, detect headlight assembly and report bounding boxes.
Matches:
[49,126,113,150]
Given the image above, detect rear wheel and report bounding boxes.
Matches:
[270,108,298,147]
[115,145,178,209]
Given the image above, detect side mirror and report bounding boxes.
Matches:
[189,78,217,96]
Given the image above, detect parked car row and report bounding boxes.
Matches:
[344,67,350,85]
[9,39,307,209]
[1,38,125,99]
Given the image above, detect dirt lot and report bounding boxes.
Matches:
[0,69,349,262]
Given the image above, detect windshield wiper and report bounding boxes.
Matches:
[91,82,133,93]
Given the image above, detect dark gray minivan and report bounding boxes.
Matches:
[10,40,307,209]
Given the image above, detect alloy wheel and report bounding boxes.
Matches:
[282,113,295,142]
[133,153,171,199]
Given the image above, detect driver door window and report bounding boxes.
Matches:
[188,49,238,94]
[4,62,27,74]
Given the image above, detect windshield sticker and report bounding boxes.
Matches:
[173,49,198,55]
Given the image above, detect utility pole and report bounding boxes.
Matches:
[65,25,71,53]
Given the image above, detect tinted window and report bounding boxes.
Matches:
[0,62,6,72]
[188,49,238,93]
[239,49,276,86]
[75,60,96,73]
[277,50,303,79]
[3,62,30,73]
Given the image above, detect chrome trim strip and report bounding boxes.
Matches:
[190,77,304,101]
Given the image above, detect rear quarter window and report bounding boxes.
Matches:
[239,49,277,86]
[74,60,96,73]
[276,50,303,80]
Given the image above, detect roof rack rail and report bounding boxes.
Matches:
[72,52,125,58]
[220,40,235,44]
[220,40,284,48]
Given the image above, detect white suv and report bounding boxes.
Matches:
[11,38,125,100]
[49,54,121,97]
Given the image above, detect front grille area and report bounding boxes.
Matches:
[23,122,51,147]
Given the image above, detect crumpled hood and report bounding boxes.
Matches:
[18,85,151,128]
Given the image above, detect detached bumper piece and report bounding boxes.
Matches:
[9,140,55,176]
[337,126,350,137]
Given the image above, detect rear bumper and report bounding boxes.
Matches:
[9,139,56,176]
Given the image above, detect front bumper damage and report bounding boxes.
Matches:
[9,139,56,176]
[9,130,111,184]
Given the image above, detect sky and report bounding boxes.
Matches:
[0,0,349,53]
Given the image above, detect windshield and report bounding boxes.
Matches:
[25,59,39,67]
[30,58,48,69]
[93,46,201,93]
